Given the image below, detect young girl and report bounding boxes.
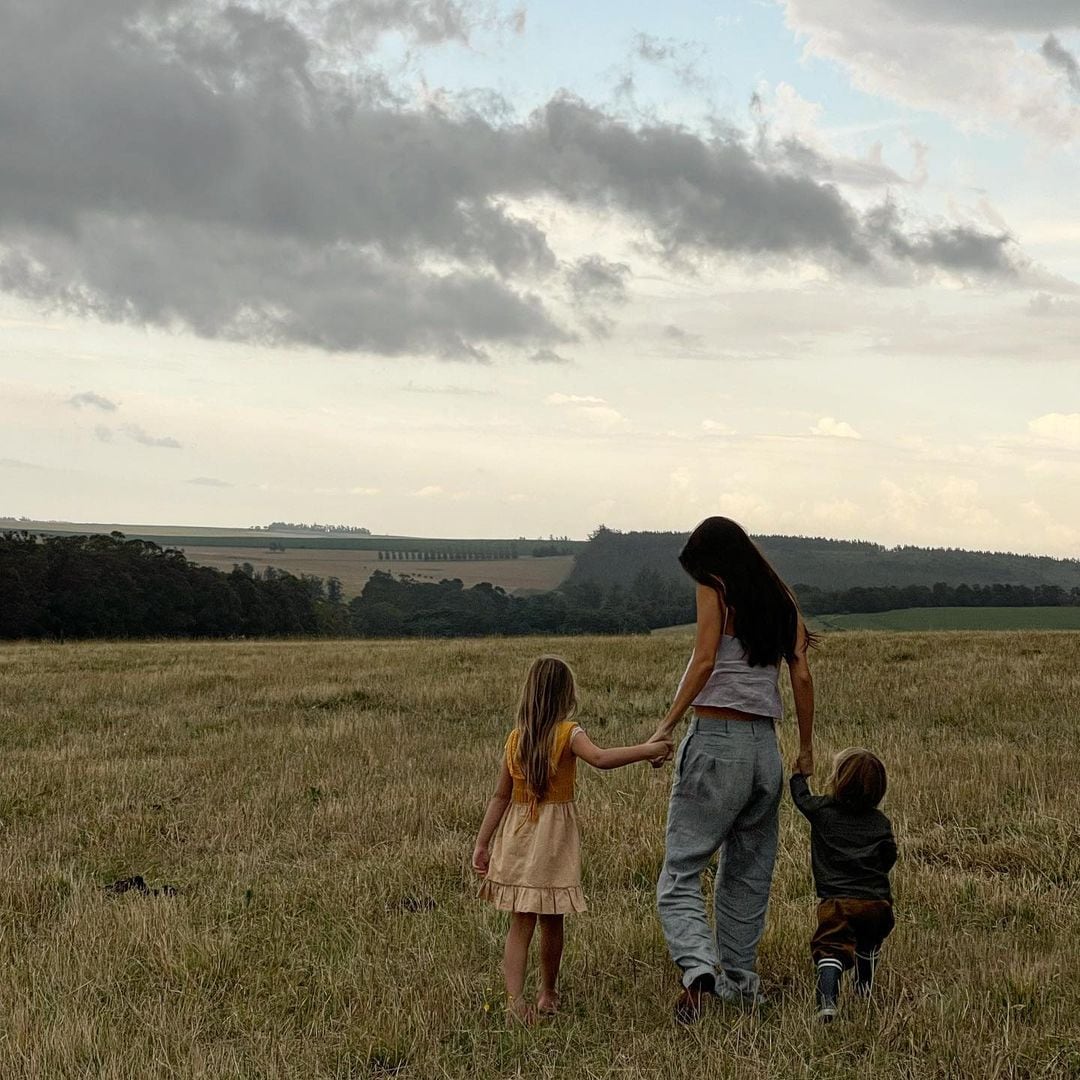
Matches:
[472,655,671,1025]
[790,748,897,1022]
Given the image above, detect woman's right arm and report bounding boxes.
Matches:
[649,582,723,750]
[788,618,815,776]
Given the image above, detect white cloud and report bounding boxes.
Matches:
[702,419,736,435]
[752,81,920,188]
[188,476,231,488]
[811,498,860,525]
[811,416,862,439]
[546,393,606,406]
[412,485,444,498]
[1021,498,1080,548]
[783,0,1080,143]
[546,392,628,430]
[1028,412,1080,448]
[350,486,381,496]
[881,478,928,530]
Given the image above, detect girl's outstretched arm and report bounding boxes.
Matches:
[571,730,672,771]
[472,760,512,876]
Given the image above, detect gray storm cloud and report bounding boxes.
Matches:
[1042,34,1080,93]
[67,391,119,411]
[0,0,1046,359]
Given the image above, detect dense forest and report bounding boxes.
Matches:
[0,532,348,639]
[568,527,1080,593]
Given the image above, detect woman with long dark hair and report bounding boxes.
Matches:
[650,516,815,1023]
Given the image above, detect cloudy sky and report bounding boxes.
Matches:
[2,0,1079,553]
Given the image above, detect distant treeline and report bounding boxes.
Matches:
[0,532,683,640]
[0,532,348,639]
[370,544,569,561]
[798,581,1080,615]
[253,522,372,535]
[6,528,1080,643]
[161,534,583,556]
[349,569,692,637]
[569,527,1080,592]
[377,547,519,562]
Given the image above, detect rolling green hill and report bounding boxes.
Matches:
[568,527,1080,592]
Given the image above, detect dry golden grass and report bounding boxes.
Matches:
[180,548,575,598]
[0,632,1077,1078]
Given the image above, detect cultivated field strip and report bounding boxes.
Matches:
[0,634,1076,1078]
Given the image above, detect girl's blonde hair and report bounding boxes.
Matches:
[516,655,578,803]
[827,747,887,810]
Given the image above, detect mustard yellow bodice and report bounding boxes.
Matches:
[505,720,579,806]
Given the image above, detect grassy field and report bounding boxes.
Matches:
[179,547,575,598]
[0,633,1077,1078]
[811,607,1080,632]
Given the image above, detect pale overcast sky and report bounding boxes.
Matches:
[1,0,1079,553]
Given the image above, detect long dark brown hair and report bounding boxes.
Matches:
[679,516,808,667]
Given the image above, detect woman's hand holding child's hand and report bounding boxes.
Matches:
[648,732,674,768]
[471,843,490,877]
[792,748,814,776]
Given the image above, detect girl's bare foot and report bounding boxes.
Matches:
[537,989,561,1016]
[506,995,535,1027]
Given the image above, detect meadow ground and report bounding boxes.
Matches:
[0,633,1077,1079]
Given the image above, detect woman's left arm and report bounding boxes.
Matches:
[787,618,815,776]
[650,582,723,751]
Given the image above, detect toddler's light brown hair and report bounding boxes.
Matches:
[827,747,887,811]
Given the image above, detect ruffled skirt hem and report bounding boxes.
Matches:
[478,879,587,914]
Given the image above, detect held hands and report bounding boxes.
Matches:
[792,746,814,776]
[648,729,675,769]
[471,843,490,877]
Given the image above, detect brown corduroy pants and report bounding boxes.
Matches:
[811,898,895,969]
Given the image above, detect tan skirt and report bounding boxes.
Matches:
[479,801,586,914]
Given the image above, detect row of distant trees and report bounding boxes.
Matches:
[376,548,520,562]
[251,522,372,535]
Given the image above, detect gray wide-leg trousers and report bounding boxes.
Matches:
[656,716,782,997]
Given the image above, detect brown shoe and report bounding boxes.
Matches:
[674,974,715,1024]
